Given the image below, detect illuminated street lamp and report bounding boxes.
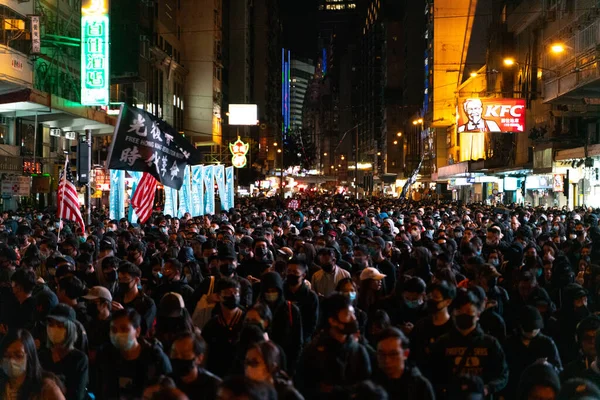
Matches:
[323,152,328,156]
[397,132,402,137]
[470,71,478,78]
[341,155,345,160]
[273,142,278,146]
[503,57,515,66]
[393,140,398,145]
[277,149,282,153]
[550,43,565,54]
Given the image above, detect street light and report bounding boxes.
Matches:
[397,132,402,137]
[341,155,345,160]
[377,152,381,156]
[323,152,328,156]
[393,140,398,145]
[277,149,282,153]
[550,43,565,54]
[503,57,516,66]
[273,142,278,146]
[470,71,478,78]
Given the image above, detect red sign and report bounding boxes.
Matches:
[288,199,301,210]
[457,98,526,133]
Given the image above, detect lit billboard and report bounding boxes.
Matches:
[228,104,258,126]
[457,98,526,133]
[81,0,109,106]
[457,98,526,161]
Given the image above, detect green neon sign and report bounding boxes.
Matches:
[81,2,109,106]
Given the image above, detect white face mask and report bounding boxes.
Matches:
[1,358,27,379]
[47,326,66,345]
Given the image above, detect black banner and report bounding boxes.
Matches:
[107,105,202,190]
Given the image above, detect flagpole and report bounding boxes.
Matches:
[56,155,68,243]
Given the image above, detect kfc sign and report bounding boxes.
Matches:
[458,98,526,133]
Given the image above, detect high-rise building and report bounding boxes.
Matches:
[180,0,224,153]
[290,58,315,131]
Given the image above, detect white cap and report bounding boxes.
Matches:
[359,267,386,281]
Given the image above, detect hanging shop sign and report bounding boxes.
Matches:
[229,137,249,168]
[81,0,109,106]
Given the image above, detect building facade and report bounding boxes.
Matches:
[290,58,315,131]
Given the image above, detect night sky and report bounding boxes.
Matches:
[280,0,319,60]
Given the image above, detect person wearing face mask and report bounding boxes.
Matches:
[82,286,113,394]
[113,262,157,337]
[202,278,246,377]
[367,237,396,295]
[555,284,592,365]
[244,341,303,400]
[7,268,37,331]
[311,247,350,297]
[382,277,427,335]
[351,245,371,279]
[0,329,65,400]
[169,331,221,400]
[475,264,509,317]
[429,289,508,399]
[296,293,371,399]
[75,253,99,288]
[154,259,195,309]
[503,306,562,398]
[561,316,600,382]
[96,308,172,399]
[409,280,456,372]
[259,272,303,376]
[238,238,273,280]
[38,304,89,400]
[284,259,319,343]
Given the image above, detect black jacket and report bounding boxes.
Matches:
[429,326,509,398]
[373,365,435,400]
[284,281,319,343]
[260,272,304,374]
[296,331,371,399]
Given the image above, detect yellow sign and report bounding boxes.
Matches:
[82,0,108,16]
[229,138,249,168]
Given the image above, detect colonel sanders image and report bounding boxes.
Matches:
[458,98,501,133]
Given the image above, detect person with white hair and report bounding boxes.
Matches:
[458,98,501,133]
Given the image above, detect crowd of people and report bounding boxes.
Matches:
[2,196,600,399]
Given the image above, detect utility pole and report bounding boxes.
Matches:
[355,125,359,199]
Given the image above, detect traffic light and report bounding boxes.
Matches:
[77,137,91,184]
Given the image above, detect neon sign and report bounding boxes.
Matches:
[81,0,109,106]
[229,138,249,168]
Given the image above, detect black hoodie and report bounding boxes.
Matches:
[260,272,304,375]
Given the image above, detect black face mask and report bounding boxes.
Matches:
[286,274,302,286]
[222,296,240,310]
[454,314,476,331]
[337,318,359,335]
[321,262,334,273]
[104,270,117,283]
[88,304,100,319]
[219,263,236,277]
[170,358,195,377]
[255,248,267,258]
[575,305,591,319]
[427,299,444,312]
[119,282,133,294]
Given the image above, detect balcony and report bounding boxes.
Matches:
[542,17,600,103]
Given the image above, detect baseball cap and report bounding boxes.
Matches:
[99,237,116,251]
[326,230,337,238]
[47,303,76,323]
[277,247,294,260]
[359,267,386,281]
[82,286,113,302]
[367,236,385,248]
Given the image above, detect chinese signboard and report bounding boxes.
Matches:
[30,15,40,54]
[107,105,202,190]
[81,0,109,106]
[229,138,249,168]
[457,98,526,133]
[1,176,31,196]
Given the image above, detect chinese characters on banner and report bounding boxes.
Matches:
[225,166,235,211]
[108,105,202,190]
[190,165,205,217]
[164,185,178,217]
[214,164,226,211]
[177,166,192,218]
[30,16,41,54]
[109,170,125,220]
[203,165,215,215]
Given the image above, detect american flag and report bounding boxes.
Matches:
[131,172,157,223]
[57,159,85,230]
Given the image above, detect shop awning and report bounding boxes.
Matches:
[438,161,471,180]
[555,144,600,161]
[0,89,117,135]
